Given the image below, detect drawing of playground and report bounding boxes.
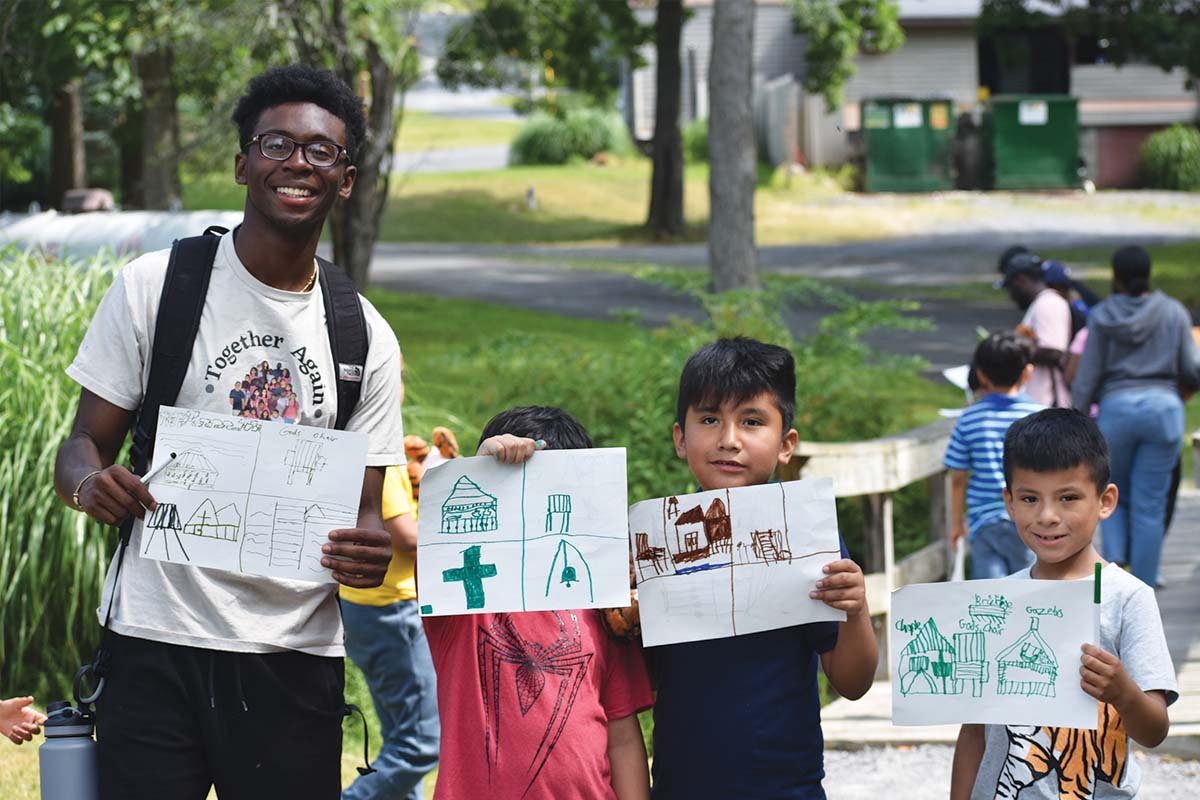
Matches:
[896,603,1059,701]
[633,487,808,584]
[890,578,1098,728]
[629,479,845,647]
[417,450,629,616]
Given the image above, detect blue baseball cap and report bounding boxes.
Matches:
[993,252,1042,289]
[1041,259,1071,287]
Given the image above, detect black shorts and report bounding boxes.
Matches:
[96,631,344,800]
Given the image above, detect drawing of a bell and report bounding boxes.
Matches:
[560,565,577,587]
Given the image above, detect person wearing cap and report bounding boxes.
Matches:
[998,253,1072,407]
[1071,245,1200,589]
[1041,259,1094,337]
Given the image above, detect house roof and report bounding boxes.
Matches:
[445,475,496,507]
[172,449,216,472]
[997,618,1056,666]
[902,618,953,655]
[705,497,728,520]
[675,504,705,525]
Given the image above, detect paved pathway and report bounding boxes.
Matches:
[822,488,1200,760]
[368,244,1020,373]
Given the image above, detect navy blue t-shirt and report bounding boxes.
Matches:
[649,539,850,800]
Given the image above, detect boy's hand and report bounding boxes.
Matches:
[1,696,46,745]
[1080,644,1138,705]
[476,434,545,464]
[949,519,967,547]
[810,559,867,618]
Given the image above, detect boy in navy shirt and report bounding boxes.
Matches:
[650,338,879,799]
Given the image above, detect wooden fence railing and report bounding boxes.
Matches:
[780,418,957,678]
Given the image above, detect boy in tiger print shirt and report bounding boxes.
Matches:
[951,410,1177,799]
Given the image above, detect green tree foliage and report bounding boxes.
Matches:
[789,0,905,110]
[436,0,651,113]
[982,0,1200,82]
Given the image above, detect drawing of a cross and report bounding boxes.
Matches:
[443,545,498,609]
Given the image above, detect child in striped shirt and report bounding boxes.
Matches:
[946,332,1044,579]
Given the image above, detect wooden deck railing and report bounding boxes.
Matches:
[780,418,957,678]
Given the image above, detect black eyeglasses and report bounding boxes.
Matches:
[242,133,349,168]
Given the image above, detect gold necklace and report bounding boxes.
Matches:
[302,266,317,292]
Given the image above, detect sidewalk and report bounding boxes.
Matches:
[822,488,1200,759]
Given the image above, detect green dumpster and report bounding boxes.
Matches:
[986,95,1079,189]
[862,97,956,192]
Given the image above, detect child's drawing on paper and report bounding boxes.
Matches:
[440,476,499,534]
[143,406,368,583]
[890,578,1097,728]
[996,618,1058,698]
[630,478,845,648]
[417,449,629,616]
[144,503,189,562]
[162,450,219,489]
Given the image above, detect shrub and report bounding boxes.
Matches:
[436,266,935,523]
[683,116,708,162]
[509,109,634,166]
[0,247,119,700]
[1140,124,1200,191]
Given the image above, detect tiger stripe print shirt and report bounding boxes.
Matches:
[972,565,1177,799]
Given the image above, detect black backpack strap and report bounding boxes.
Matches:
[128,233,222,479]
[85,228,223,704]
[317,255,367,431]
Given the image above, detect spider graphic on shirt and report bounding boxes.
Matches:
[477,611,594,794]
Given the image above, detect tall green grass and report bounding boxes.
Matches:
[0,246,121,701]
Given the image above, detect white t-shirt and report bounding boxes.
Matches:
[1021,289,1072,407]
[971,565,1178,799]
[68,233,403,656]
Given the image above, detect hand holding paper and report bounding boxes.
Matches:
[322,525,392,588]
[810,558,867,617]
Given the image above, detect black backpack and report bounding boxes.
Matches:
[127,225,367,475]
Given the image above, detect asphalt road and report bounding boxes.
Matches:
[368,242,1026,374]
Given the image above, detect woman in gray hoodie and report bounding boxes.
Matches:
[1071,245,1200,588]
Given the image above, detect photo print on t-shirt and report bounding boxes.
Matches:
[202,329,331,423]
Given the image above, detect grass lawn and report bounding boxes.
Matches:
[395,110,520,153]
[182,160,990,246]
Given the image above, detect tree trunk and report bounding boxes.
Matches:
[49,78,85,209]
[116,100,145,209]
[330,40,401,288]
[645,0,685,238]
[138,47,182,210]
[707,0,758,291]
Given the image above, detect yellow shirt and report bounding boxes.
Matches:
[339,465,417,606]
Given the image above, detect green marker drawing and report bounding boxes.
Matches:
[443,545,498,609]
[420,604,433,615]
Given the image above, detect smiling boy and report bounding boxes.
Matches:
[650,337,878,799]
[951,409,1177,799]
[55,66,403,798]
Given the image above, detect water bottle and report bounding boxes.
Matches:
[39,700,99,800]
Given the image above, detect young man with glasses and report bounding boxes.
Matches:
[55,65,404,799]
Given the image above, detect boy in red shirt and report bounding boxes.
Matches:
[423,406,652,800]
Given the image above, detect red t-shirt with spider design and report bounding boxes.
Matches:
[423,610,653,799]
